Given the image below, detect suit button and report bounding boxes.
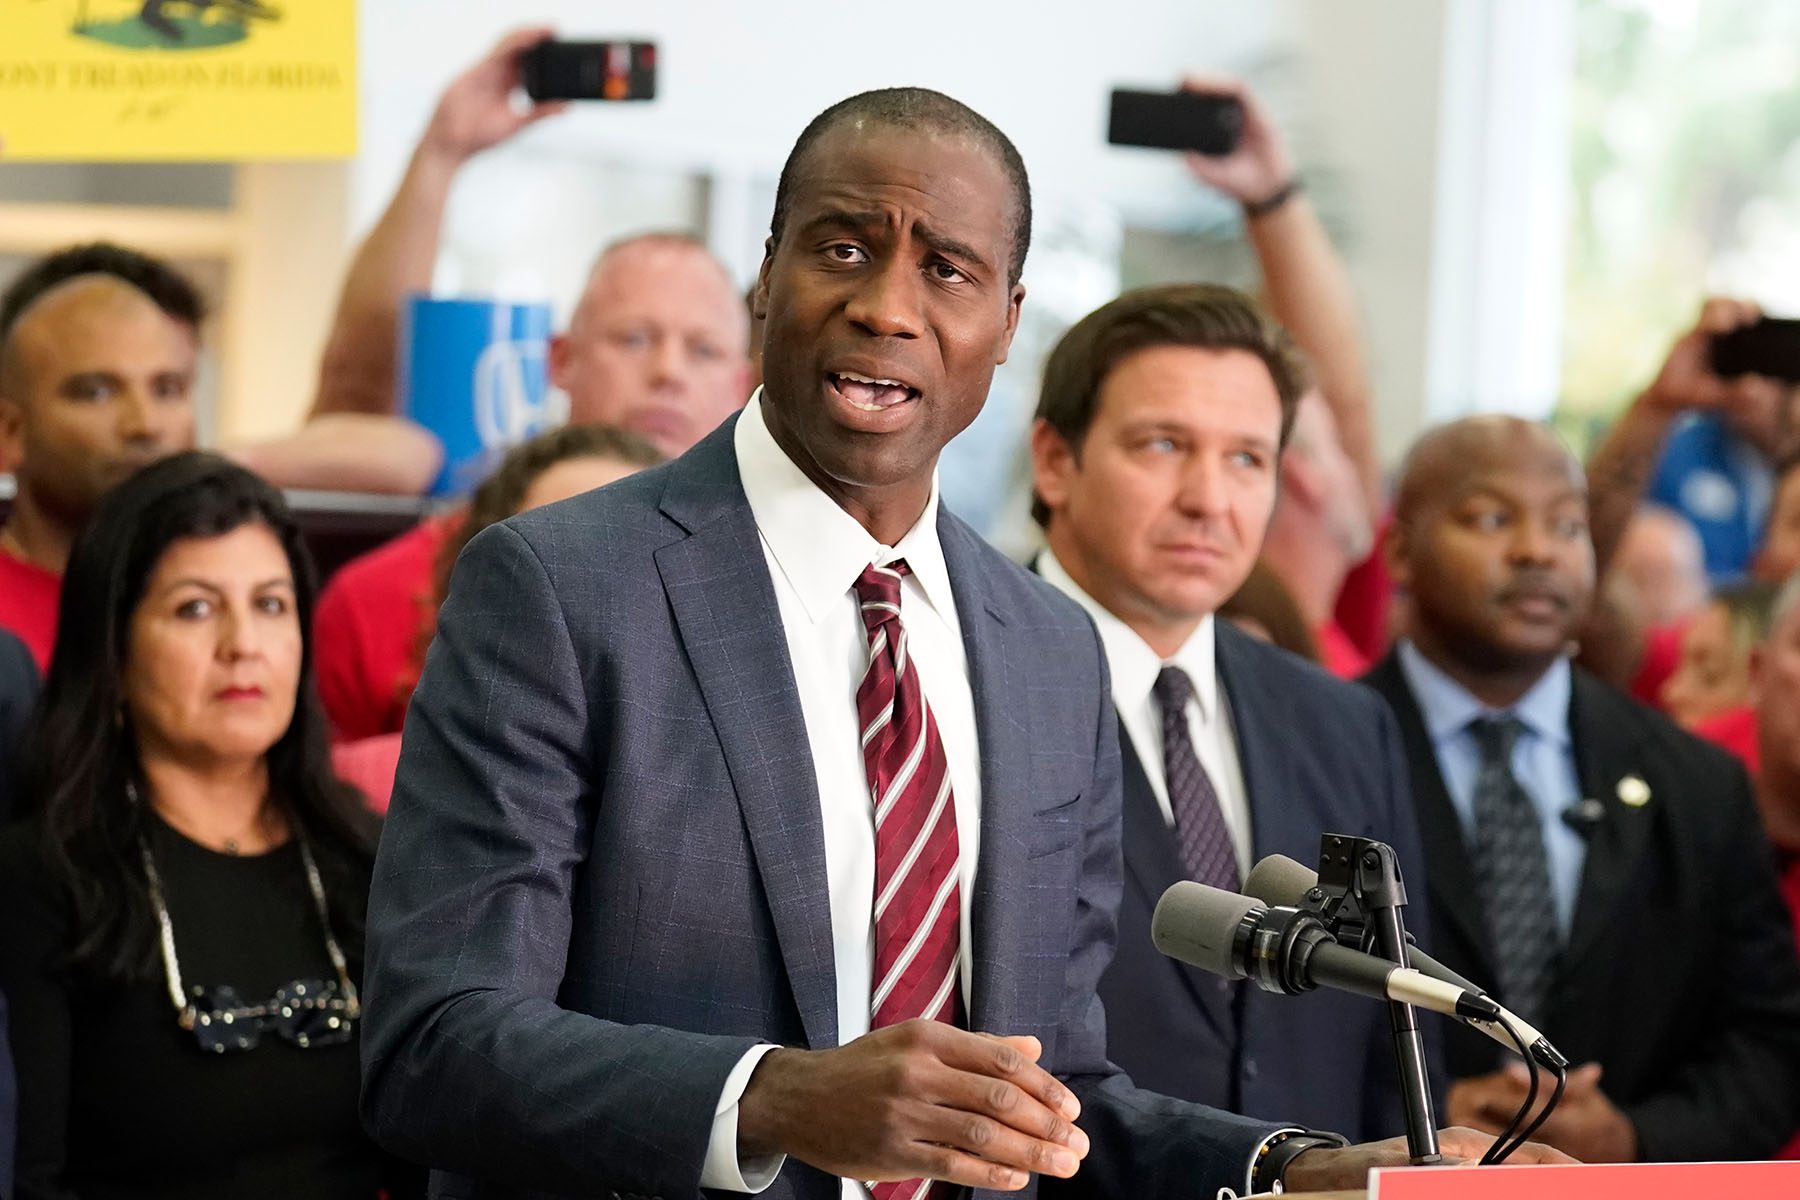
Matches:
[1243,1057,1259,1080]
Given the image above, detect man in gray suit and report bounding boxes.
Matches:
[361,88,1561,1199]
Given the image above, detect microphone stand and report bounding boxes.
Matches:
[1309,835,1442,1165]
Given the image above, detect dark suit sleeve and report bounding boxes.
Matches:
[0,837,77,1200]
[1622,763,1800,1161]
[359,523,759,1196]
[1048,625,1284,1198]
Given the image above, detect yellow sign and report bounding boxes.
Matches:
[0,0,355,160]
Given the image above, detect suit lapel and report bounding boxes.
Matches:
[1364,653,1497,981]
[1564,672,1657,967]
[653,423,838,1051]
[1214,624,1299,859]
[945,515,1035,1035]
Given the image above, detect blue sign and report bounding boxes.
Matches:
[399,295,557,496]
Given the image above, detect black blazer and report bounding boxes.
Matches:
[1362,651,1800,1161]
[1099,621,1440,1142]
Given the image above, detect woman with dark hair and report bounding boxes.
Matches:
[0,452,415,1199]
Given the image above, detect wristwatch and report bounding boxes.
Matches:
[1251,1129,1349,1193]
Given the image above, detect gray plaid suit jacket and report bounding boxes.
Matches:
[361,417,1283,1199]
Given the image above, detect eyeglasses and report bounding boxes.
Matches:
[133,785,361,1055]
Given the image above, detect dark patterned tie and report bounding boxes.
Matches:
[1467,716,1560,1027]
[1153,667,1240,892]
[854,561,963,1200]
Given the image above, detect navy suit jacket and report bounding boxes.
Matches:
[1363,652,1800,1161]
[1098,623,1436,1142]
[361,419,1285,1200]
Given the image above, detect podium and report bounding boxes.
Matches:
[1366,1160,1800,1197]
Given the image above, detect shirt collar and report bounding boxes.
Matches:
[1396,639,1572,748]
[733,388,951,626]
[1037,546,1219,720]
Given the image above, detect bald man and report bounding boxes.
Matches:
[1360,416,1800,1163]
[1610,505,1708,631]
[311,229,752,741]
[0,246,200,669]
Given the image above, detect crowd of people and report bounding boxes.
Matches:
[1,26,1798,1200]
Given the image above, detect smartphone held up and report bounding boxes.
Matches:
[522,40,657,102]
[1107,88,1244,156]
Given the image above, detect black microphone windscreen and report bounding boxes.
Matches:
[1243,854,1317,907]
[1151,881,1260,976]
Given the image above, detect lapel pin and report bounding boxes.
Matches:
[1616,775,1651,808]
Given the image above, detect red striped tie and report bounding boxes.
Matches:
[855,561,964,1200]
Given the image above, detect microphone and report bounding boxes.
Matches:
[1244,854,1486,995]
[1561,798,1606,839]
[1151,881,1501,1023]
[1239,855,1567,1069]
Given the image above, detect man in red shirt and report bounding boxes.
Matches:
[0,245,202,670]
[309,31,752,740]
[1259,390,1376,676]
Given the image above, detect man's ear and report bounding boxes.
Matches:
[1029,417,1078,519]
[0,396,24,474]
[994,282,1026,366]
[752,238,776,321]
[1385,518,1413,593]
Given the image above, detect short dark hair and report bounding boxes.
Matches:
[1031,284,1310,526]
[19,452,375,987]
[769,88,1032,287]
[0,242,205,346]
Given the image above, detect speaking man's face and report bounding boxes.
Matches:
[753,122,1023,506]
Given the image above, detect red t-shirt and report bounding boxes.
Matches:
[1317,619,1372,680]
[1334,528,1395,663]
[312,516,457,742]
[1691,704,1760,776]
[0,545,62,673]
[1629,621,1687,711]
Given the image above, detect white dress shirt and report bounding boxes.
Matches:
[1037,548,1253,876]
[701,392,983,1195]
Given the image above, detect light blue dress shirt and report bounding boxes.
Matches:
[1396,641,1588,936]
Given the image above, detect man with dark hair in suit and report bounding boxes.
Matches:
[1363,414,1800,1162]
[360,88,1556,1199]
[1028,282,1432,1141]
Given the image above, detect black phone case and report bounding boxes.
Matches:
[1107,89,1243,155]
[521,41,656,102]
[1712,318,1800,384]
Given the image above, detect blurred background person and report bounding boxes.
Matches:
[305,33,751,745]
[0,243,439,675]
[1754,452,1800,584]
[1751,571,1800,942]
[1586,298,1793,586]
[1611,504,1710,630]
[1659,580,1776,766]
[0,453,417,1199]
[328,424,663,804]
[0,245,201,672]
